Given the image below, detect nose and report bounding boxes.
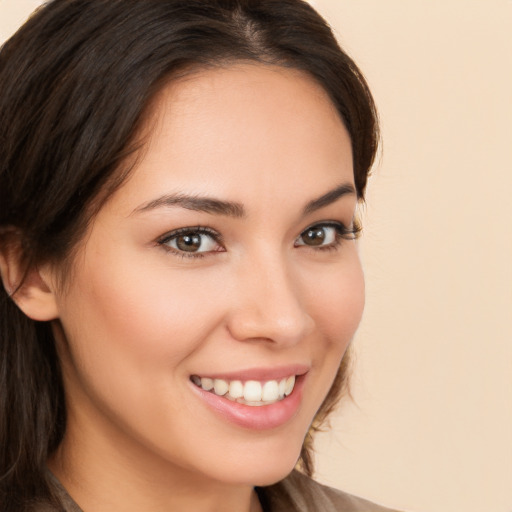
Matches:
[225,252,315,347]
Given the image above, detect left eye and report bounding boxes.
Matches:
[161,230,220,253]
[295,224,338,247]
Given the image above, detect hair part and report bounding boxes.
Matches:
[0,0,378,508]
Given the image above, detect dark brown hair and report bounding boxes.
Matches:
[0,0,379,509]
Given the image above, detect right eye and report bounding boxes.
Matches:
[159,227,223,257]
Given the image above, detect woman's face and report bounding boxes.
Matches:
[50,64,364,487]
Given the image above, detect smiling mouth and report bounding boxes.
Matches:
[190,375,296,406]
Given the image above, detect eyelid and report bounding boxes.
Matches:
[157,226,224,258]
[158,226,222,243]
[298,220,360,240]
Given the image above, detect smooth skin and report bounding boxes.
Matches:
[3,64,365,512]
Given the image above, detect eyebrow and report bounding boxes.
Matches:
[302,183,356,215]
[133,194,246,218]
[133,182,356,218]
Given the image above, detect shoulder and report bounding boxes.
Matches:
[28,473,82,512]
[261,470,403,512]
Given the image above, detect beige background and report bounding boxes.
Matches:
[1,1,511,511]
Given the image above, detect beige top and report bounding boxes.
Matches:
[40,470,401,512]
[264,470,401,511]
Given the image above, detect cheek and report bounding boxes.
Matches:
[308,255,365,346]
[70,256,226,363]
[285,253,365,429]
[305,254,364,396]
[54,254,231,435]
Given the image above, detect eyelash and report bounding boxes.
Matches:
[300,221,361,253]
[158,226,224,259]
[157,221,360,260]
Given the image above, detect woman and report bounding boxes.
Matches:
[0,1,397,510]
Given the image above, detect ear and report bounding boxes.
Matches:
[0,235,59,321]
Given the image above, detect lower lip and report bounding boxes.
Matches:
[191,375,306,430]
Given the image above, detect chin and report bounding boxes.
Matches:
[197,430,306,488]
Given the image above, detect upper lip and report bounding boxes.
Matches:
[191,364,310,382]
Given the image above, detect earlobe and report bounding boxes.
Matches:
[0,239,59,322]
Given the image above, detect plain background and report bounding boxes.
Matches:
[1,1,511,511]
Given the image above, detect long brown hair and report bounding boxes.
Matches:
[0,0,379,509]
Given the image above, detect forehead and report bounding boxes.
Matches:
[108,64,354,214]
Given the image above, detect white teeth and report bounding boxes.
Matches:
[192,374,297,406]
[229,380,244,399]
[201,377,214,391]
[243,381,262,402]
[262,380,279,402]
[278,378,286,398]
[284,375,295,396]
[213,379,229,396]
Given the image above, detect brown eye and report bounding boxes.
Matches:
[302,227,326,246]
[176,233,202,252]
[296,224,337,247]
[161,229,220,254]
